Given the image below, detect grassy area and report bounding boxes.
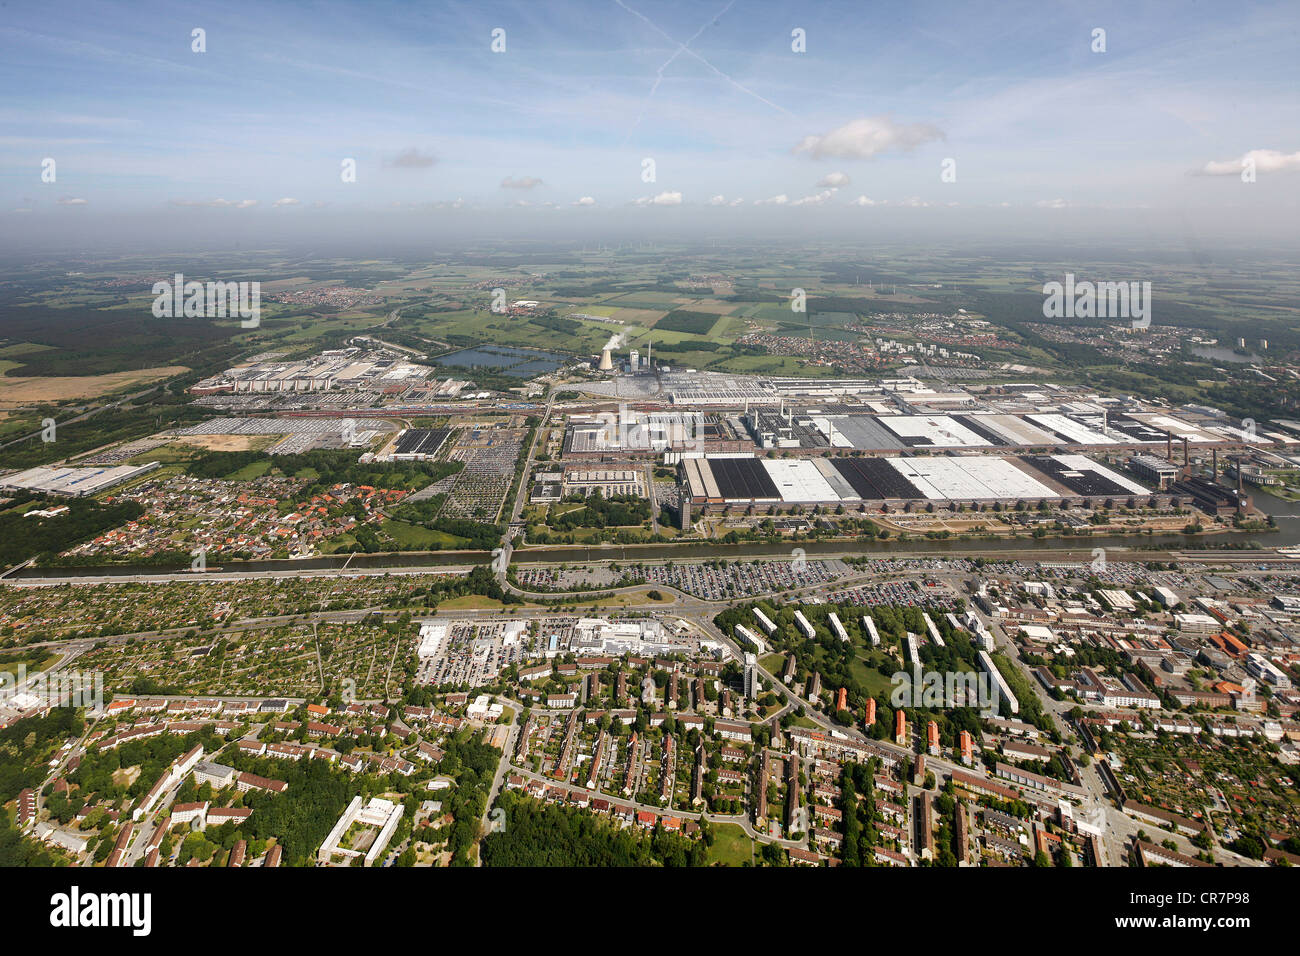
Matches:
[0,651,57,676]
[226,459,274,480]
[381,519,469,549]
[706,822,754,866]
[585,588,673,608]
[849,649,902,700]
[437,595,508,610]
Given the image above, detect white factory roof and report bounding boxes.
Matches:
[969,414,1062,446]
[1128,413,1219,443]
[879,415,991,448]
[887,456,1057,501]
[1026,413,1113,445]
[1052,454,1150,495]
[0,462,158,496]
[762,459,841,503]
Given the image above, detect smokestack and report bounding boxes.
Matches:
[1166,431,1172,462]
[1183,436,1189,466]
[1213,448,1218,481]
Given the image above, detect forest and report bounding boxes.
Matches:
[0,495,145,566]
[481,791,708,866]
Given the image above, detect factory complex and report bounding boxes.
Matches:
[678,452,1155,509]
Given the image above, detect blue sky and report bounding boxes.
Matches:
[2,0,1298,243]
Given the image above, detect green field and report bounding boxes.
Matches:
[706,823,755,866]
[381,519,469,549]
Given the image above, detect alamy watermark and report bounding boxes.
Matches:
[152,272,260,328]
[891,666,1001,719]
[594,403,704,453]
[1042,273,1151,329]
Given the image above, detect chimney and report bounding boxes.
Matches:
[1212,448,1218,481]
[1166,431,1172,462]
[1183,436,1189,467]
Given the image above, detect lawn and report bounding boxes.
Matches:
[437,595,507,610]
[706,822,755,866]
[382,519,469,549]
[226,459,274,481]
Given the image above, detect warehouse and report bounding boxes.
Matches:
[811,415,906,450]
[762,459,842,503]
[878,415,993,448]
[1026,414,1113,445]
[887,456,1056,501]
[831,457,923,499]
[391,427,451,460]
[562,468,646,498]
[0,462,161,497]
[678,453,1164,511]
[965,414,1062,447]
[1027,454,1149,497]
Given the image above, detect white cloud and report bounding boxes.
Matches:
[634,191,682,206]
[1035,198,1071,209]
[272,197,300,207]
[794,116,944,160]
[1199,148,1300,175]
[501,176,544,189]
[170,198,258,208]
[791,190,833,206]
[707,194,727,206]
[572,196,596,206]
[754,194,788,206]
[816,171,850,188]
[56,197,88,205]
[849,195,877,207]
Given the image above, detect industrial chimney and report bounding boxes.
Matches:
[598,348,614,372]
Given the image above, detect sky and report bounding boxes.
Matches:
[2,0,1299,250]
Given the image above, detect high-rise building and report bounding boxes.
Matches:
[743,653,759,700]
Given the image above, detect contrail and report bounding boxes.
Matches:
[615,0,790,144]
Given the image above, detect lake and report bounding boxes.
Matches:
[433,346,567,377]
